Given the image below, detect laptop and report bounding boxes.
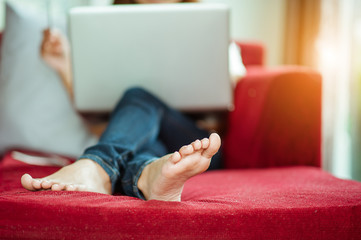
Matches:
[69,3,232,112]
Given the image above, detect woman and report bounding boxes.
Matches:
[114,0,198,4]
[21,0,223,202]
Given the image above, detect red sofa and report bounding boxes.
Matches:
[1,42,360,240]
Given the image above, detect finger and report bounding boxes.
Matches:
[43,28,50,36]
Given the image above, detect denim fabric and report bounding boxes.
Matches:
[78,87,222,198]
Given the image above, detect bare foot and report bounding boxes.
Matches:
[21,159,111,194]
[137,133,221,201]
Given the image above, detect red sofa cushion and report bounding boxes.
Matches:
[235,41,265,67]
[1,150,360,239]
[224,66,322,169]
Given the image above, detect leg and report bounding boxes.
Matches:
[21,88,221,195]
[21,88,167,193]
[88,87,222,173]
[21,132,221,201]
[78,88,167,193]
[125,88,223,169]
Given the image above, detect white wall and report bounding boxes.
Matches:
[0,0,92,31]
[0,0,287,66]
[202,0,287,66]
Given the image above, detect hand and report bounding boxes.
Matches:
[40,28,71,75]
[40,28,74,100]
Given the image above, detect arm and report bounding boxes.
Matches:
[40,29,108,138]
[40,28,74,100]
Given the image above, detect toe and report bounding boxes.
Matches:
[201,138,210,149]
[41,180,53,189]
[170,151,181,164]
[57,183,66,190]
[179,144,194,156]
[202,133,221,158]
[51,183,64,191]
[192,140,202,151]
[32,179,43,190]
[66,184,76,191]
[21,174,36,191]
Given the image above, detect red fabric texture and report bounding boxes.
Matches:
[235,41,265,67]
[1,151,361,239]
[224,66,322,169]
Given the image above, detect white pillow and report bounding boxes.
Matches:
[0,2,97,157]
[229,41,247,86]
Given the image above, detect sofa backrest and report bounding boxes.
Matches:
[235,41,265,67]
[223,66,322,169]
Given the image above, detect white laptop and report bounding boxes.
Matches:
[69,3,232,112]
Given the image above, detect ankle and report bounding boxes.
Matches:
[78,159,112,192]
[137,164,151,200]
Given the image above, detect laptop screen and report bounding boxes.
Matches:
[69,3,232,112]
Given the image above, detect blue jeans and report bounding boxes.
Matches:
[77,87,222,199]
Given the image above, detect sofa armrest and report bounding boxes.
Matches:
[234,41,265,67]
[223,66,322,169]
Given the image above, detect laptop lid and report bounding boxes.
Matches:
[69,3,232,112]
